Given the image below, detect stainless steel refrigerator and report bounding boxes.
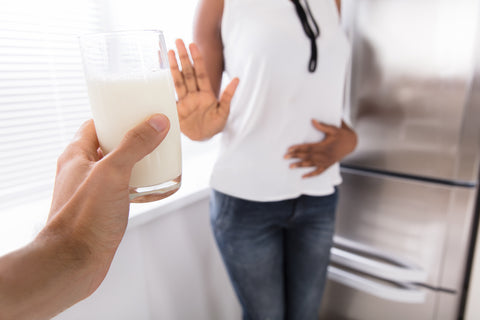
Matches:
[320,0,480,319]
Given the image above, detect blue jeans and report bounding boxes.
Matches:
[210,189,338,320]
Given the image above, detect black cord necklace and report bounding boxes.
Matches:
[291,0,320,72]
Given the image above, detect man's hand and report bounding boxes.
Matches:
[168,39,239,141]
[0,114,170,320]
[48,114,170,261]
[284,120,357,178]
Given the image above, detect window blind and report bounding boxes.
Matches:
[0,1,103,210]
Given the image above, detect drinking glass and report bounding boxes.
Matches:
[79,30,181,202]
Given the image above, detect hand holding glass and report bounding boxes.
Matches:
[79,31,181,202]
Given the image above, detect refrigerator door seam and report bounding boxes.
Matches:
[340,165,477,188]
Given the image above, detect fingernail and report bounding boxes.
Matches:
[148,114,169,132]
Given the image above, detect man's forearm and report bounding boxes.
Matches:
[0,231,95,320]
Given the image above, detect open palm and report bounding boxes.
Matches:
[168,39,239,141]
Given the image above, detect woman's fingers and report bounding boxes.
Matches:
[218,77,240,116]
[285,143,315,165]
[312,119,338,134]
[284,143,313,159]
[168,50,187,99]
[285,151,310,161]
[289,160,315,169]
[289,158,327,178]
[175,39,197,92]
[302,167,325,178]
[284,143,330,177]
[189,43,213,92]
[284,121,349,179]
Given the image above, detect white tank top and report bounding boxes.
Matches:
[210,0,351,201]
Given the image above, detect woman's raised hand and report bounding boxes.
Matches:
[168,39,239,141]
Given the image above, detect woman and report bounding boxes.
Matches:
[168,0,356,319]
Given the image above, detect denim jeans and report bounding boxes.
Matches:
[210,189,338,320]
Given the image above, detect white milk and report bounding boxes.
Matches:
[86,71,181,188]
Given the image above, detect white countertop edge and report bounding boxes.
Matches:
[126,150,216,229]
[0,149,217,255]
[127,186,211,230]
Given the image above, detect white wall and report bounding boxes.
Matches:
[53,196,241,320]
[104,0,198,49]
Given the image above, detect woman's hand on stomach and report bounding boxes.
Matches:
[284,120,357,178]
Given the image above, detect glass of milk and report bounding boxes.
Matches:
[79,30,181,202]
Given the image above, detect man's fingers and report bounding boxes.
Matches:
[218,77,239,115]
[72,119,99,153]
[60,120,100,162]
[106,114,170,171]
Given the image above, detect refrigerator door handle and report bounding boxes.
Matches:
[327,266,427,304]
[330,247,427,283]
[331,236,428,283]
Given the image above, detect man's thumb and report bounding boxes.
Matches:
[107,114,170,170]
